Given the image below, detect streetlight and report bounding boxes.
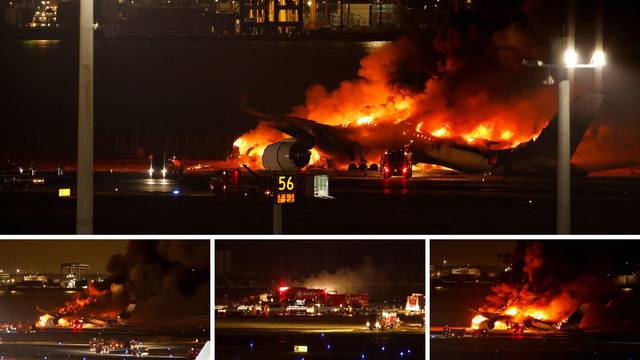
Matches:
[591,50,606,67]
[522,48,606,234]
[563,48,578,67]
[77,0,94,234]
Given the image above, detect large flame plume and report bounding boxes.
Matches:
[233,7,559,169]
[36,283,116,329]
[35,240,210,329]
[471,242,620,330]
[233,2,640,173]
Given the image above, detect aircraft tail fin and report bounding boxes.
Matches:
[502,92,604,174]
[561,303,589,330]
[536,92,605,157]
[118,303,136,320]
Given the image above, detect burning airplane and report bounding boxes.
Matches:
[470,303,587,334]
[462,242,640,336]
[229,4,636,175]
[35,240,209,330]
[35,283,137,330]
[235,91,603,175]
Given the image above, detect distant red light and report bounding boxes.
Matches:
[402,167,407,173]
[384,167,389,172]
[279,286,289,292]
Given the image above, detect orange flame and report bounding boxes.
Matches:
[231,37,555,170]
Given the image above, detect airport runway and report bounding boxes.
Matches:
[0,329,206,360]
[2,170,639,233]
[431,332,640,359]
[216,317,425,360]
[216,316,425,334]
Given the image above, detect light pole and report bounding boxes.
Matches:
[523,49,606,234]
[77,0,94,234]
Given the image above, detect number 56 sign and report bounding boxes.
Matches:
[274,174,297,204]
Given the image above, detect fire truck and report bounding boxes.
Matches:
[380,149,412,179]
[148,154,184,178]
[366,311,400,330]
[276,287,369,314]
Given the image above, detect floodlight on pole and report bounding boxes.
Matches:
[563,48,578,68]
[76,0,94,234]
[591,50,606,67]
[522,48,606,234]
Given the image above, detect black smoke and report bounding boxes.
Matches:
[101,240,210,326]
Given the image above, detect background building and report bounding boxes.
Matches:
[60,263,90,288]
[497,253,513,274]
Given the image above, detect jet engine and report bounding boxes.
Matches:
[475,319,495,330]
[262,138,311,171]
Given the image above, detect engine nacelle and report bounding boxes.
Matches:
[475,320,493,330]
[262,138,311,171]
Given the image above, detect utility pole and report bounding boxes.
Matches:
[557,74,571,234]
[523,40,605,235]
[77,0,94,234]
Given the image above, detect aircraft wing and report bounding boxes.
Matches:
[247,92,605,174]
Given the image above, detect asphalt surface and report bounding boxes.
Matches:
[2,170,640,233]
[431,330,640,359]
[215,316,425,334]
[0,329,206,360]
[215,317,425,360]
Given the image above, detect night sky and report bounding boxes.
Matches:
[431,240,640,271]
[0,240,128,274]
[430,240,517,266]
[216,239,425,279]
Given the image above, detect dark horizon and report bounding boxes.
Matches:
[431,240,517,267]
[216,239,425,281]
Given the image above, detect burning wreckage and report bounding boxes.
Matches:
[36,241,210,331]
[217,285,425,330]
[440,243,640,339]
[216,286,370,317]
[232,91,604,176]
[36,297,136,330]
[227,25,615,177]
[468,304,587,337]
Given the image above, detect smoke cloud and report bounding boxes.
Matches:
[237,1,640,172]
[297,257,387,294]
[103,240,210,324]
[55,240,210,327]
[482,241,631,328]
